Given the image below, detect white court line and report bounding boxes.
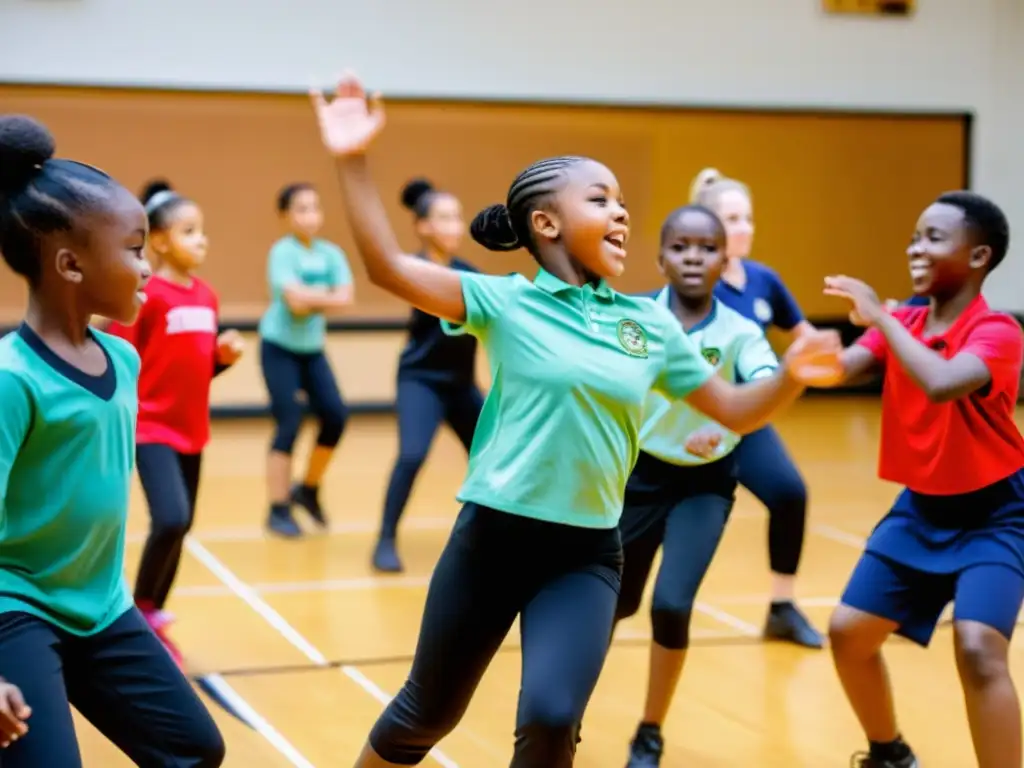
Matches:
[810,523,866,549]
[184,538,460,768]
[693,601,761,636]
[200,674,316,768]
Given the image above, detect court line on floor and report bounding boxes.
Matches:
[200,674,316,768]
[184,537,460,768]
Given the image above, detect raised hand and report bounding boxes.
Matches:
[309,72,386,157]
[824,275,885,327]
[784,328,845,387]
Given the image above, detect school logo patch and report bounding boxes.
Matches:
[702,347,722,366]
[617,319,649,358]
[753,298,773,325]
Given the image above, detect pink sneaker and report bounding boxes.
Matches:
[140,606,184,668]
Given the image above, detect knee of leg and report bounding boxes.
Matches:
[151,511,190,544]
[650,607,693,650]
[369,681,461,764]
[828,605,882,658]
[515,692,581,762]
[395,450,429,475]
[271,413,302,454]
[955,623,1010,688]
[192,722,227,767]
[316,406,347,448]
[771,475,808,514]
[614,587,645,623]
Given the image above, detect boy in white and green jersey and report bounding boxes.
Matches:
[613,205,778,768]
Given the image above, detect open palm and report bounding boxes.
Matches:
[310,73,386,156]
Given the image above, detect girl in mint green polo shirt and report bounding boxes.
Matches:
[309,75,842,768]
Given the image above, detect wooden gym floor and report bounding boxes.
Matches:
[74,397,1024,767]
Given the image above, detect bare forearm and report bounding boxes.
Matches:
[334,155,406,289]
[688,369,804,435]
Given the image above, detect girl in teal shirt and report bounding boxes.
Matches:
[309,75,842,768]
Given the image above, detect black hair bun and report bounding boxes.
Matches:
[470,204,521,252]
[0,115,56,198]
[400,178,434,211]
[140,178,174,206]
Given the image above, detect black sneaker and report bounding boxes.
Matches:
[291,484,328,528]
[266,505,302,538]
[764,601,825,649]
[850,750,919,767]
[372,536,403,573]
[626,724,663,767]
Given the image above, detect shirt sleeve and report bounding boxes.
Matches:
[736,328,779,381]
[653,313,716,399]
[768,271,804,331]
[267,242,302,294]
[440,273,517,339]
[961,314,1024,399]
[329,245,353,288]
[856,307,918,363]
[0,371,32,505]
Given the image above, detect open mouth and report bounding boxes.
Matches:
[909,260,931,282]
[604,232,626,251]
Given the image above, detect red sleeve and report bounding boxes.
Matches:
[961,314,1024,398]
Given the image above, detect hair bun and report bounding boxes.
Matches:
[0,115,56,198]
[401,178,434,211]
[470,204,520,252]
[140,178,175,206]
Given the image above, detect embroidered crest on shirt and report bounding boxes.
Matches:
[702,347,722,366]
[616,319,649,358]
[753,298,773,324]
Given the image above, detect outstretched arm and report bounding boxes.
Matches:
[310,74,467,324]
[824,275,1003,402]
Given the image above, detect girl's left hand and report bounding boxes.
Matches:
[824,275,885,327]
[783,328,845,386]
[216,329,245,366]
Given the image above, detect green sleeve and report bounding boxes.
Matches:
[329,245,353,287]
[653,315,716,399]
[0,371,32,505]
[736,328,779,381]
[441,273,518,338]
[267,241,302,294]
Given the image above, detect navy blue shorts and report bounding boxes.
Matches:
[841,468,1024,647]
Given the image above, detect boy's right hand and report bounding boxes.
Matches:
[0,679,30,747]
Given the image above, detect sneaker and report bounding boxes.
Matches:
[291,484,328,528]
[764,601,825,649]
[626,724,663,767]
[267,505,302,538]
[850,750,919,767]
[372,536,404,573]
[141,607,184,669]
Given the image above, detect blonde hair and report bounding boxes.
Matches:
[689,167,751,210]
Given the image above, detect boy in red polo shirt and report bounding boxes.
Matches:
[109,181,244,667]
[813,191,1023,768]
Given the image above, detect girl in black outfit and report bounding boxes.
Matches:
[372,179,484,572]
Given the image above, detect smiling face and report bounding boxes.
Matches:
[416,193,465,255]
[906,201,991,298]
[658,208,727,300]
[530,159,630,279]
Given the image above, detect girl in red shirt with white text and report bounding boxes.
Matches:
[109,180,244,666]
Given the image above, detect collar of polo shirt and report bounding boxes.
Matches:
[533,268,615,301]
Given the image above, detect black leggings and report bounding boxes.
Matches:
[260,339,347,455]
[0,609,224,767]
[615,451,737,649]
[380,377,483,539]
[733,425,807,576]
[369,503,622,766]
[134,444,202,610]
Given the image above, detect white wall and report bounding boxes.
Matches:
[1,0,1020,307]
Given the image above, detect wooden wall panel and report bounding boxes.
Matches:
[0,85,966,324]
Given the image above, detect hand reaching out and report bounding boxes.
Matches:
[310,72,386,157]
[824,275,885,327]
[783,328,845,387]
